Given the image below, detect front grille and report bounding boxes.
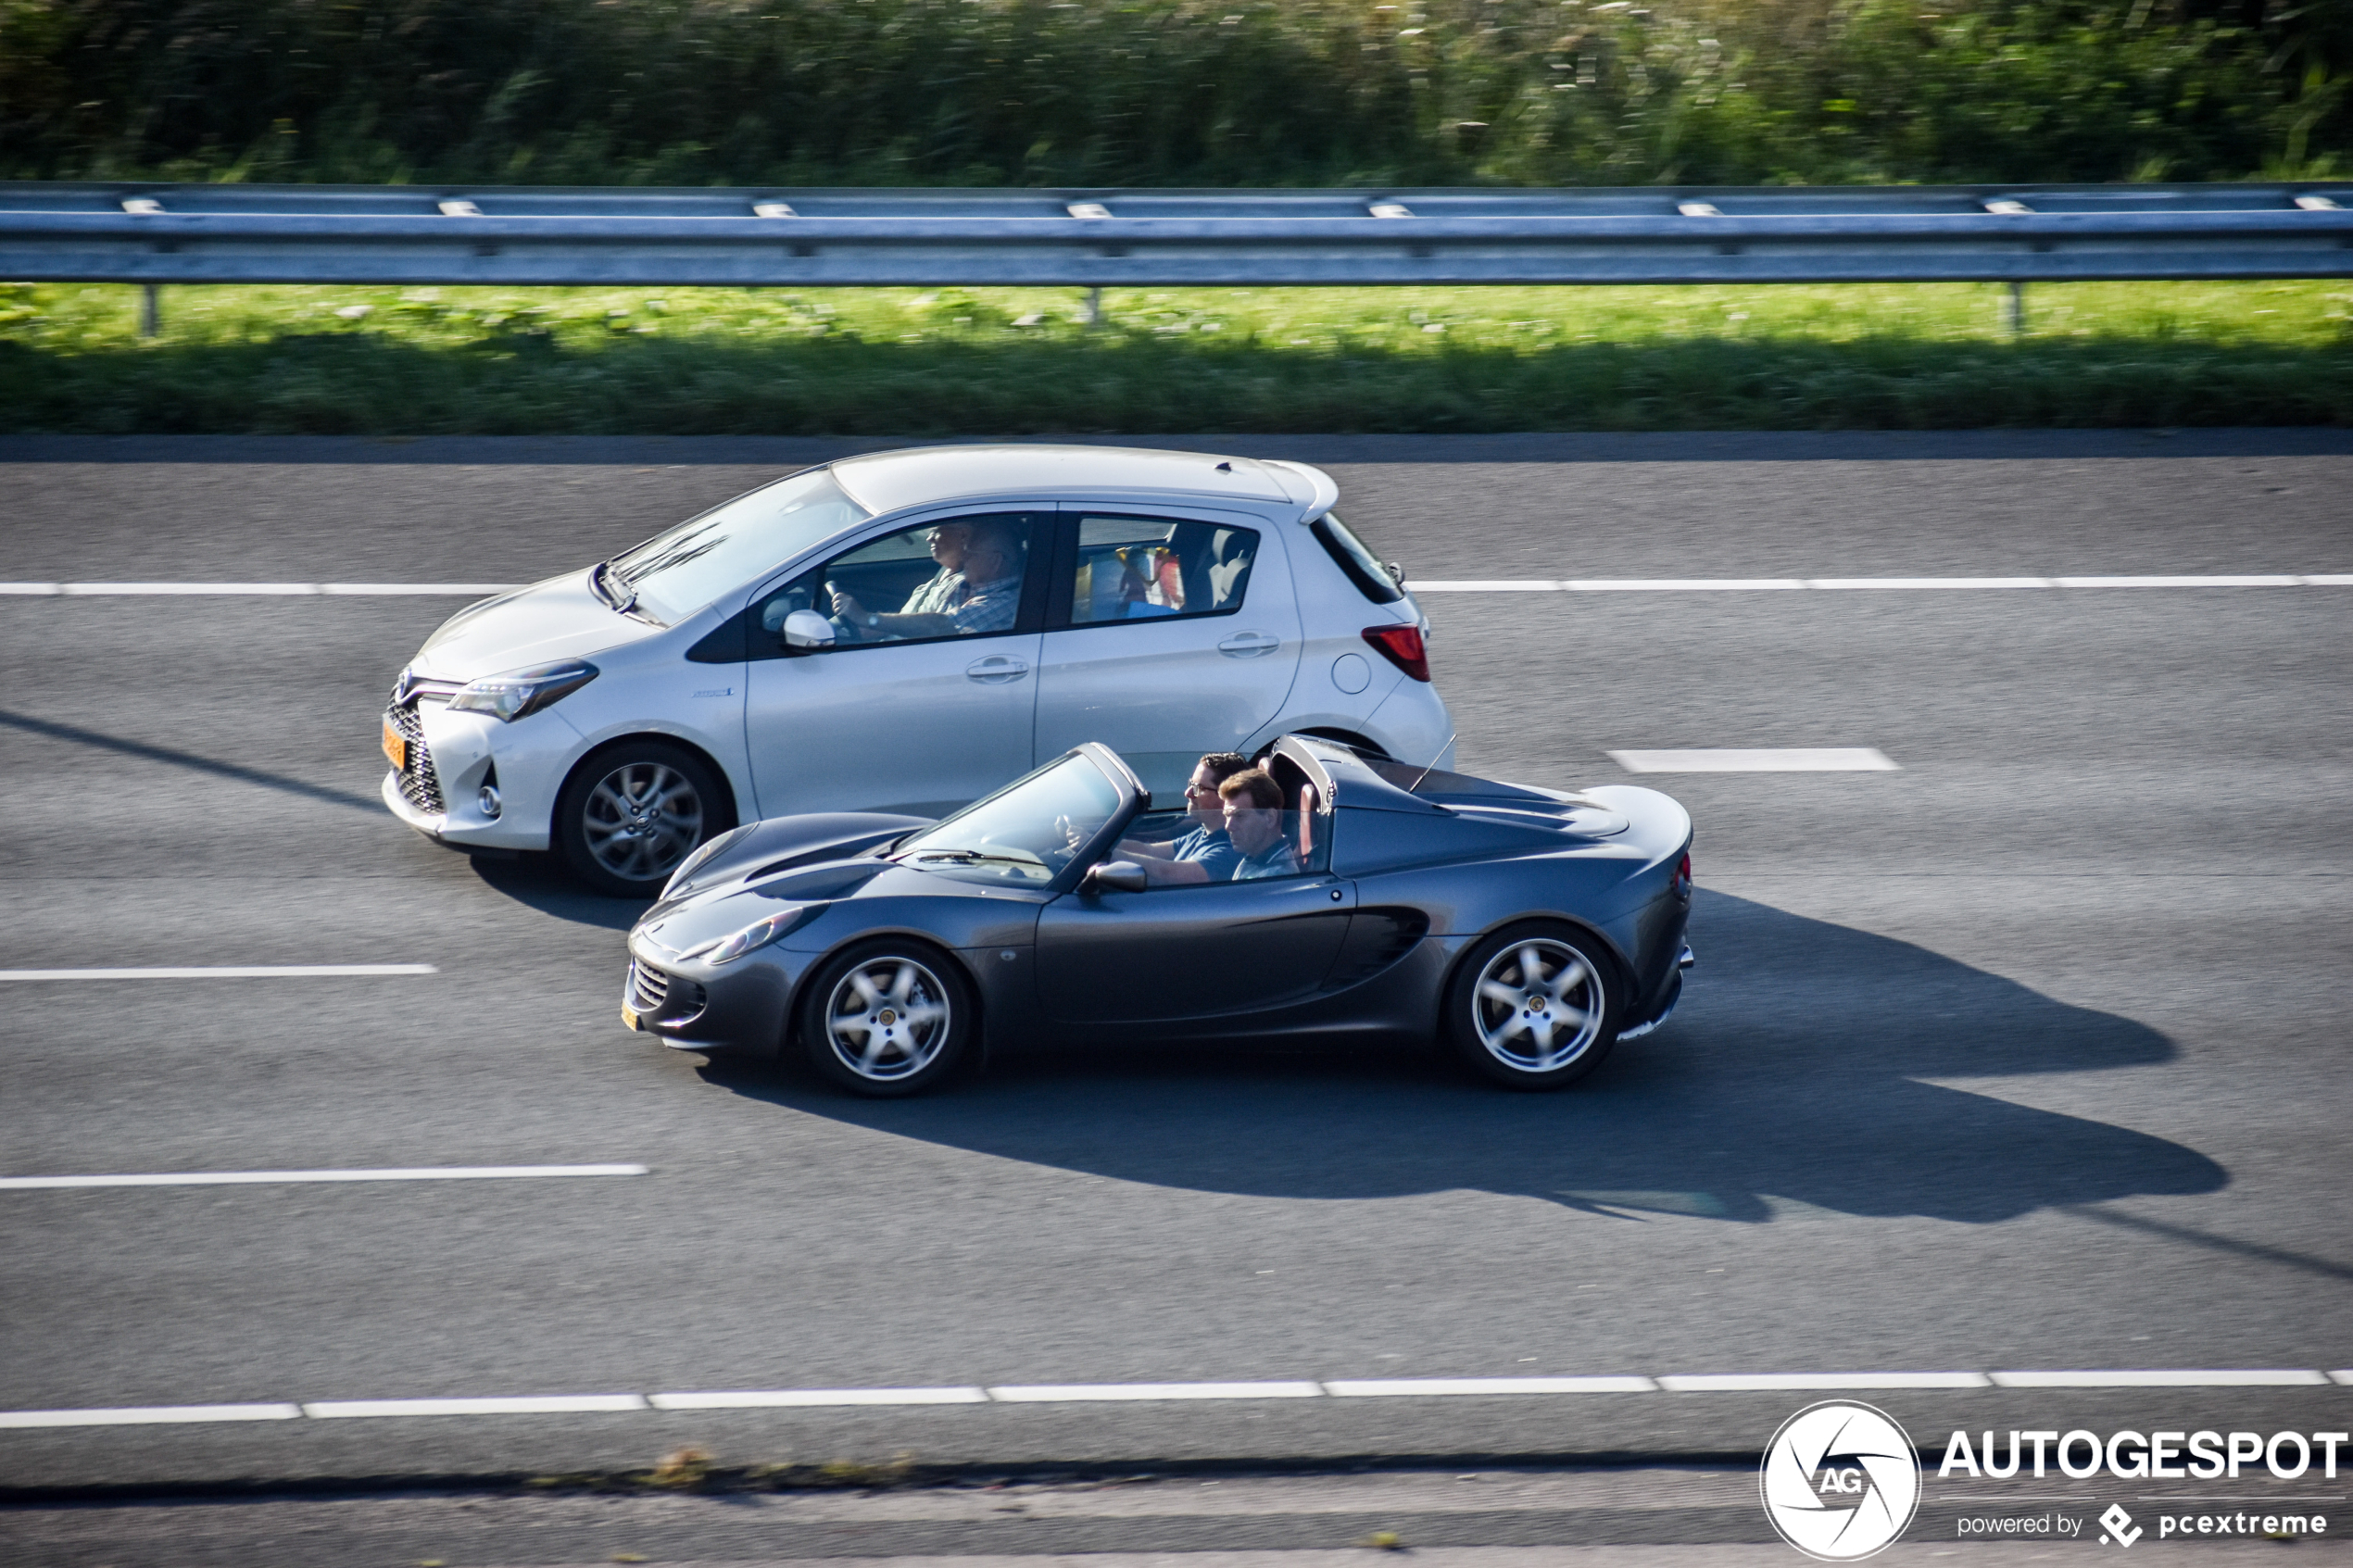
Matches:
[386,702,445,815]
[626,959,668,1014]
[627,960,707,1023]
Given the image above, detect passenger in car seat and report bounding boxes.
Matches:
[1221,769,1302,881]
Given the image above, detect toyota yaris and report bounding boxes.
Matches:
[382,445,1453,895]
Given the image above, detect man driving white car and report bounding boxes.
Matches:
[830,518,1024,640]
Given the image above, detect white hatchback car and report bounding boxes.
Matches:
[382,445,1454,895]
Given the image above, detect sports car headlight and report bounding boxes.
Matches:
[687,905,819,965]
[447,659,598,722]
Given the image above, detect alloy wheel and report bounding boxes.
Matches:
[824,956,952,1083]
[1470,937,1605,1073]
[582,760,703,883]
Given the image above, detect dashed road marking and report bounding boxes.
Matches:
[1413,575,2351,593]
[0,583,518,596]
[1607,748,1899,772]
[0,964,437,981]
[0,1166,648,1189]
[5,1369,2342,1429]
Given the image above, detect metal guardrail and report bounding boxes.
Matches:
[2,181,2347,289]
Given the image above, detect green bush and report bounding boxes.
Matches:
[0,0,2342,189]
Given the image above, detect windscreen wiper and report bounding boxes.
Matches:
[589,560,637,615]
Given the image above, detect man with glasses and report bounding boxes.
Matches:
[1121,751,1252,886]
[829,518,1025,641]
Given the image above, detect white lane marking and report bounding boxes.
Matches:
[5,1369,2342,1429]
[1808,576,2054,590]
[1989,1369,2332,1388]
[651,1388,989,1410]
[0,1166,648,1189]
[1608,748,1899,773]
[987,1382,1327,1402]
[2053,574,2303,588]
[1327,1376,1657,1396]
[306,1395,648,1418]
[1409,575,2345,593]
[321,583,519,596]
[0,583,521,596]
[9,576,2343,597]
[0,964,437,981]
[0,1403,303,1429]
[1657,1372,1992,1391]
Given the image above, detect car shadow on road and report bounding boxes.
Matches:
[698,888,2223,1225]
[466,851,646,931]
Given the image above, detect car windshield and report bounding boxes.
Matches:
[607,467,870,624]
[893,752,1127,886]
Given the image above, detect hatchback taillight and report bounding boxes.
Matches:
[1672,852,1692,897]
[1361,623,1431,682]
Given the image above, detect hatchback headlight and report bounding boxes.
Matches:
[688,905,818,965]
[448,659,598,722]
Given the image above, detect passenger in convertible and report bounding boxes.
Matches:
[1220,769,1302,881]
[1121,751,1250,886]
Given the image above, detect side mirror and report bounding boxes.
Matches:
[1383,560,1406,585]
[780,608,836,650]
[1083,859,1148,895]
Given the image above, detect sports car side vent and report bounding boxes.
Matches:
[1321,909,1430,990]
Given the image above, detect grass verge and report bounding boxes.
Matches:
[4,281,2349,434]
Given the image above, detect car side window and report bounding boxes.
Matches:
[754,512,1041,653]
[1063,515,1258,628]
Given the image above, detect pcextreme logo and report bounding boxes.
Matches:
[1761,1400,1924,1562]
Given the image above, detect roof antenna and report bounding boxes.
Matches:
[1410,733,1455,793]
[1215,460,1232,471]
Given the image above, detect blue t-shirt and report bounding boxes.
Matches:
[1168,823,1242,883]
[1233,840,1302,881]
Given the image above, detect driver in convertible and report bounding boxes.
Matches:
[1220,769,1302,881]
[830,519,1024,639]
[1121,752,1250,885]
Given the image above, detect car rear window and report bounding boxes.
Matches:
[1310,514,1404,605]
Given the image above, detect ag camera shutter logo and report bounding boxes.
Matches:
[1761,1400,1923,1561]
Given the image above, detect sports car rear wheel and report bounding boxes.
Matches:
[799,940,975,1098]
[1446,924,1620,1091]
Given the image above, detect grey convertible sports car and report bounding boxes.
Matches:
[621,734,1694,1095]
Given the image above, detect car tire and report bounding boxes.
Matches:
[556,740,734,898]
[798,939,975,1098]
[1443,922,1621,1091]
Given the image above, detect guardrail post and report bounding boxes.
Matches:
[139,283,161,338]
[1081,286,1102,328]
[2003,280,2026,338]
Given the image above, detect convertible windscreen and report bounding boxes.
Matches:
[609,467,871,624]
[894,753,1126,886]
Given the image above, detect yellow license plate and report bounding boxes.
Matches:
[621,1005,640,1032]
[381,716,406,771]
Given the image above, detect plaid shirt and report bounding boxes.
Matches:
[950,571,1023,634]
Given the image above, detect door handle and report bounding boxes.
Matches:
[1217,632,1280,658]
[964,655,1029,683]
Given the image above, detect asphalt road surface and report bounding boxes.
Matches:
[2,432,2348,1517]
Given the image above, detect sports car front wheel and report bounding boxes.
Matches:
[799,940,975,1098]
[1445,923,1621,1091]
